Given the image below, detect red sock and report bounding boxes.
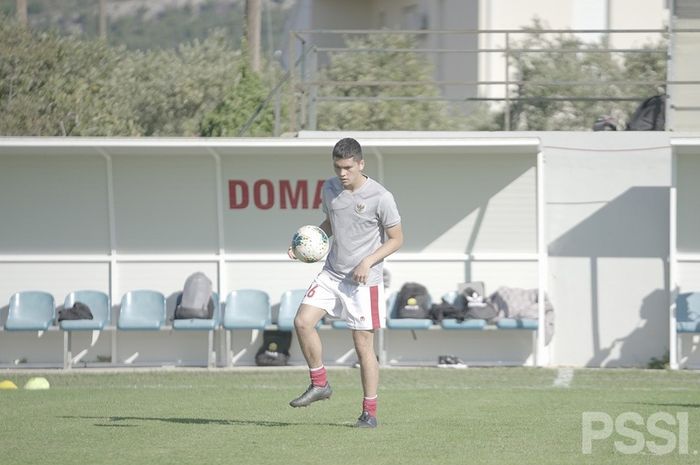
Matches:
[309,366,327,387]
[363,396,377,416]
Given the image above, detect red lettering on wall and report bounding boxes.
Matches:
[228,180,249,209]
[313,179,323,209]
[253,179,275,210]
[280,180,308,209]
[228,179,325,210]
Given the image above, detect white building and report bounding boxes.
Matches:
[288,1,700,128]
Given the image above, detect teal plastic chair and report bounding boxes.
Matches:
[676,292,700,333]
[117,290,166,330]
[496,318,538,330]
[330,319,350,329]
[172,291,220,368]
[61,290,111,331]
[61,290,111,368]
[223,289,271,366]
[5,291,55,331]
[223,289,271,330]
[386,291,433,330]
[439,290,486,330]
[172,292,221,331]
[277,289,307,331]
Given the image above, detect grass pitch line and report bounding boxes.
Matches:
[553,367,574,388]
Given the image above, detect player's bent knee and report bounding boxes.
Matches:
[293,313,316,332]
[294,304,326,332]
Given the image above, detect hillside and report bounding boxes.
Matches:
[0,0,295,51]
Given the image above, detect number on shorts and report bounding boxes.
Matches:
[306,284,319,298]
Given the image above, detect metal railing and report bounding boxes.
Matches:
[285,27,700,132]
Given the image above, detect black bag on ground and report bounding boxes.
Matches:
[58,302,94,321]
[255,330,292,366]
[394,282,431,318]
[174,272,214,319]
[626,95,665,131]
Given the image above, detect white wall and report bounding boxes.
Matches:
[543,132,671,367]
[669,18,700,131]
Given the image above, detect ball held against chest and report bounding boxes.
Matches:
[292,225,330,263]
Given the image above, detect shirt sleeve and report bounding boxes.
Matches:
[378,191,401,228]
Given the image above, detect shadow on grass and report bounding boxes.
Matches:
[622,402,700,408]
[58,415,354,428]
[625,402,700,409]
[93,424,139,428]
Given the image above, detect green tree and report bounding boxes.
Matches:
[0,17,247,136]
[0,18,123,135]
[475,21,667,131]
[103,30,243,136]
[315,33,459,131]
[199,52,275,137]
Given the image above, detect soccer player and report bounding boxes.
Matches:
[287,137,403,428]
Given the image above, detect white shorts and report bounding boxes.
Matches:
[301,270,386,330]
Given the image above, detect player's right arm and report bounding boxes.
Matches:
[318,216,332,238]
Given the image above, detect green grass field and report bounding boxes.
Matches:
[1,367,698,465]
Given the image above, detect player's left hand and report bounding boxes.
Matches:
[351,258,372,285]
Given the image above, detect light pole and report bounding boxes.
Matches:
[246,0,262,73]
[16,0,27,26]
[99,0,108,39]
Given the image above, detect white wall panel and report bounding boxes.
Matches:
[0,154,109,253]
[112,154,219,253]
[0,262,110,309]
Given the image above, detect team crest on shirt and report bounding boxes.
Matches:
[355,203,366,213]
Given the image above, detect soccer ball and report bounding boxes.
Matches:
[291,225,329,263]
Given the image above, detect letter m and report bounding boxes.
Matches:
[280,180,308,209]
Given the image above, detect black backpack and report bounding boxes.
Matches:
[394,282,431,319]
[58,302,94,321]
[429,298,467,323]
[626,95,665,131]
[462,287,498,322]
[255,330,292,366]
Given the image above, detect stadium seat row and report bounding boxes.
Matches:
[0,287,561,369]
[0,288,308,369]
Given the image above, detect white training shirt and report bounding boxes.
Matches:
[322,175,401,285]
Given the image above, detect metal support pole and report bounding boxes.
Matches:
[288,32,297,133]
[504,32,511,131]
[669,151,678,369]
[299,41,307,130]
[308,46,318,130]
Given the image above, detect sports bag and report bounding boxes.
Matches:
[463,287,498,322]
[174,272,214,319]
[626,94,665,131]
[429,299,467,323]
[58,302,94,321]
[255,330,292,366]
[394,282,431,318]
